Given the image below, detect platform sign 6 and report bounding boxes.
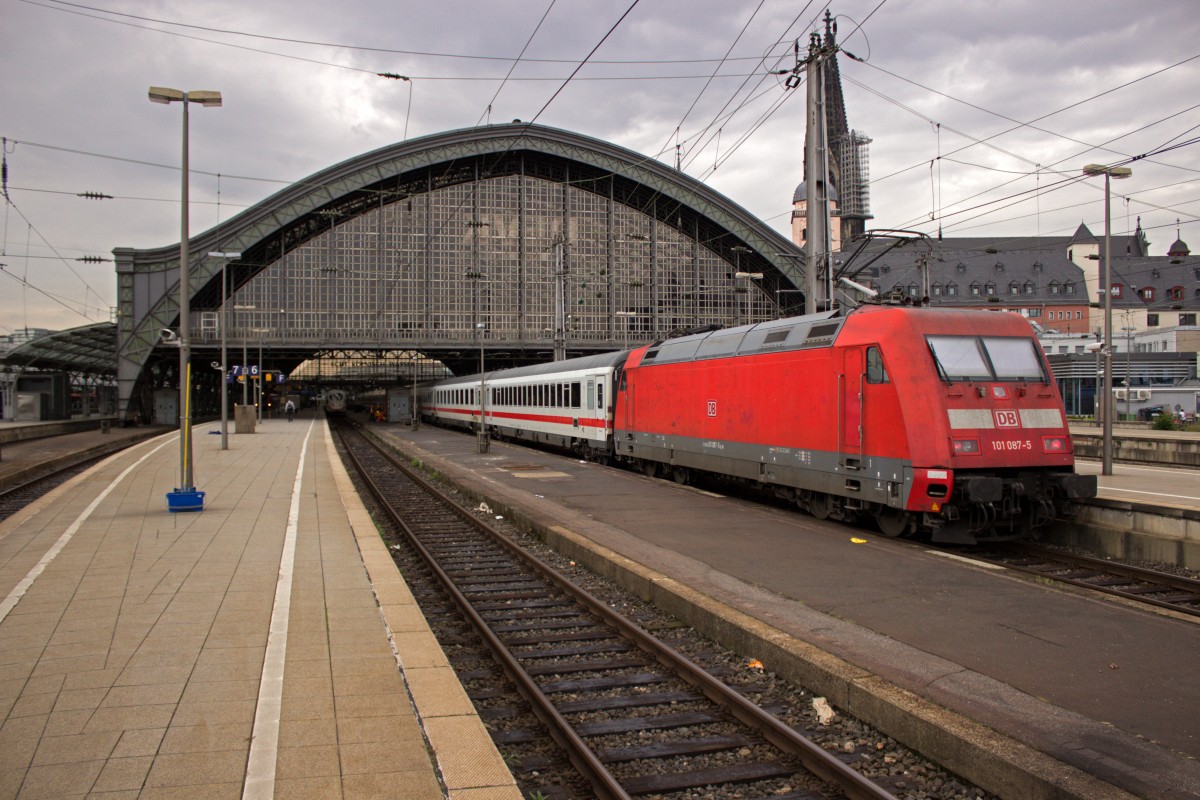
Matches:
[994,409,1020,428]
[707,400,718,417]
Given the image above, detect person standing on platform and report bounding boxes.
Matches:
[285,398,296,422]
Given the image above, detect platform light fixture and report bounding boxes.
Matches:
[209,251,241,451]
[475,322,488,453]
[733,269,762,327]
[614,310,636,348]
[1081,163,1132,476]
[150,86,222,511]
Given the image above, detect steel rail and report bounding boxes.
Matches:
[339,422,899,800]
[989,542,1200,618]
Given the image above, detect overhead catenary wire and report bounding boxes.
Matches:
[880,94,1200,233]
[32,0,801,66]
[659,0,770,166]
[475,0,559,127]
[23,0,804,83]
[8,0,1198,329]
[856,51,1200,190]
[0,194,110,320]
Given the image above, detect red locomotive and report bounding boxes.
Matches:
[421,304,1096,544]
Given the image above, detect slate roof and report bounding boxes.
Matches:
[1107,254,1200,311]
[864,246,1087,307]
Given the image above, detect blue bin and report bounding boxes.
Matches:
[166,489,205,512]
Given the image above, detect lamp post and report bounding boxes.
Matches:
[614,311,636,348]
[475,322,488,453]
[251,328,270,423]
[1121,323,1136,421]
[410,352,420,431]
[734,271,764,327]
[208,251,240,450]
[234,304,256,407]
[150,86,221,509]
[730,246,751,326]
[1082,163,1132,476]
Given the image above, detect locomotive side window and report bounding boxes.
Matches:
[927,336,991,381]
[982,337,1047,381]
[866,347,889,384]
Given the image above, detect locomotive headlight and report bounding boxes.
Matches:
[1042,435,1069,453]
[952,438,980,455]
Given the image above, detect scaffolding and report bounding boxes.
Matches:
[839,130,872,222]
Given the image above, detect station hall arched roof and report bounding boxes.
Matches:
[112,122,807,418]
[116,122,804,346]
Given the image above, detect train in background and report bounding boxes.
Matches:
[323,389,348,415]
[418,305,1097,544]
[347,387,414,422]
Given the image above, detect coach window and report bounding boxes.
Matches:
[587,380,595,410]
[866,346,889,384]
[572,382,581,408]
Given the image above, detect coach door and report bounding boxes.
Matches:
[840,347,864,467]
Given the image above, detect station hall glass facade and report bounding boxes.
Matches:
[116,124,804,424]
[208,174,781,354]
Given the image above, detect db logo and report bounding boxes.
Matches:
[994,409,1020,428]
[707,400,718,417]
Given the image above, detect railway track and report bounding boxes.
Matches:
[333,419,902,800]
[0,453,110,522]
[971,543,1200,618]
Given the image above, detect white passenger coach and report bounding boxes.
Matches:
[419,351,627,459]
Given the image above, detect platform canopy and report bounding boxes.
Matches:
[0,323,117,377]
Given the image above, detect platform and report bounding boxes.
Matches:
[0,422,168,491]
[0,411,520,800]
[372,422,1200,800]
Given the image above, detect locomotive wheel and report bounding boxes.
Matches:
[809,492,832,520]
[671,466,690,485]
[641,460,659,478]
[874,508,912,537]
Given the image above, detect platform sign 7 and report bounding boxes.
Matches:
[707,400,718,417]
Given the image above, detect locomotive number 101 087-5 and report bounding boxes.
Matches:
[992,439,1033,451]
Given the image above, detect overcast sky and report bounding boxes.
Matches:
[3,0,1198,332]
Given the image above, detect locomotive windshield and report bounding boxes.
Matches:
[927,335,1047,382]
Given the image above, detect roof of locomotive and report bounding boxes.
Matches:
[636,304,1038,367]
[638,308,844,366]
